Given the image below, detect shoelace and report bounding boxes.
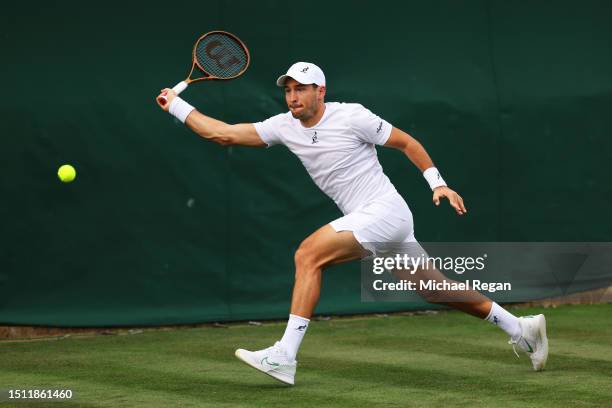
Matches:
[264,342,287,358]
[508,338,521,358]
[508,340,521,358]
[510,318,527,359]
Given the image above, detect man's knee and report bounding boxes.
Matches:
[294,239,321,274]
[416,287,446,304]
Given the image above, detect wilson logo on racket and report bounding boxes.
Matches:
[205,40,241,69]
[158,30,250,106]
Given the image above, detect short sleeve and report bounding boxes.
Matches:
[350,104,393,145]
[253,113,285,147]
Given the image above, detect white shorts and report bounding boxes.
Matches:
[330,192,419,256]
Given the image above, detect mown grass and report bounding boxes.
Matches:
[2,304,611,407]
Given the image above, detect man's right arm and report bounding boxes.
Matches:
[185,111,266,147]
[156,88,266,147]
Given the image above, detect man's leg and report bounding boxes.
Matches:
[290,224,367,318]
[235,224,366,384]
[394,266,547,370]
[413,267,493,317]
[395,266,520,336]
[275,225,366,364]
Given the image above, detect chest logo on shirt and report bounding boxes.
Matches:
[312,131,319,144]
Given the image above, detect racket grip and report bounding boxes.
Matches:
[172,81,188,95]
[158,81,189,106]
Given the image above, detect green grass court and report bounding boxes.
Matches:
[2,304,611,407]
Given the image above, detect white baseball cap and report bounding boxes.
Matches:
[276,62,326,87]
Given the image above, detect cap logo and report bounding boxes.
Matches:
[300,66,309,73]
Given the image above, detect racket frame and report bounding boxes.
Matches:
[160,30,250,104]
[186,30,251,84]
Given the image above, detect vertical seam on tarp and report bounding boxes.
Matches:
[485,0,504,241]
[220,0,233,320]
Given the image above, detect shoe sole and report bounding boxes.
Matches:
[234,349,295,385]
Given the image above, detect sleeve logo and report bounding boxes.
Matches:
[376,121,383,134]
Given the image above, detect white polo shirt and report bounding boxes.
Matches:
[254,102,398,215]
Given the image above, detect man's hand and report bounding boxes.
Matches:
[433,186,467,215]
[156,88,176,112]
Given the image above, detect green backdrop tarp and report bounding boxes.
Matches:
[1,1,611,326]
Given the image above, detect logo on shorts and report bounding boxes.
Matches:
[312,131,319,144]
[301,66,309,73]
[376,121,383,134]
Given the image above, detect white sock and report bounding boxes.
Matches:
[279,314,309,361]
[485,302,521,340]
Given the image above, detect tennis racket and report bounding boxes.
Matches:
[158,30,250,106]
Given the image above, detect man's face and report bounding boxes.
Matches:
[284,78,323,121]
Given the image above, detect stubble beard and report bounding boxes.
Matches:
[290,101,318,121]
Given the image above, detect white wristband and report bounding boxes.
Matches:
[423,167,447,190]
[169,97,195,123]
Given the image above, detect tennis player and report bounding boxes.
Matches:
[156,62,548,385]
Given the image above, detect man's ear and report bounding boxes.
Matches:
[318,86,327,100]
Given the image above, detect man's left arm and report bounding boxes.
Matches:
[383,127,467,215]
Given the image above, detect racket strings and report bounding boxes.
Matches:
[195,33,248,79]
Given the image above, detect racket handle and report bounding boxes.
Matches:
[158,81,189,106]
[172,81,188,95]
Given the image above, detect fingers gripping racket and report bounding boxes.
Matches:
[158,30,250,106]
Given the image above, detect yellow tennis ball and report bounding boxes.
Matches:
[57,164,76,183]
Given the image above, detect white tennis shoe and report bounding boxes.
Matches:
[509,314,549,371]
[235,342,297,385]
